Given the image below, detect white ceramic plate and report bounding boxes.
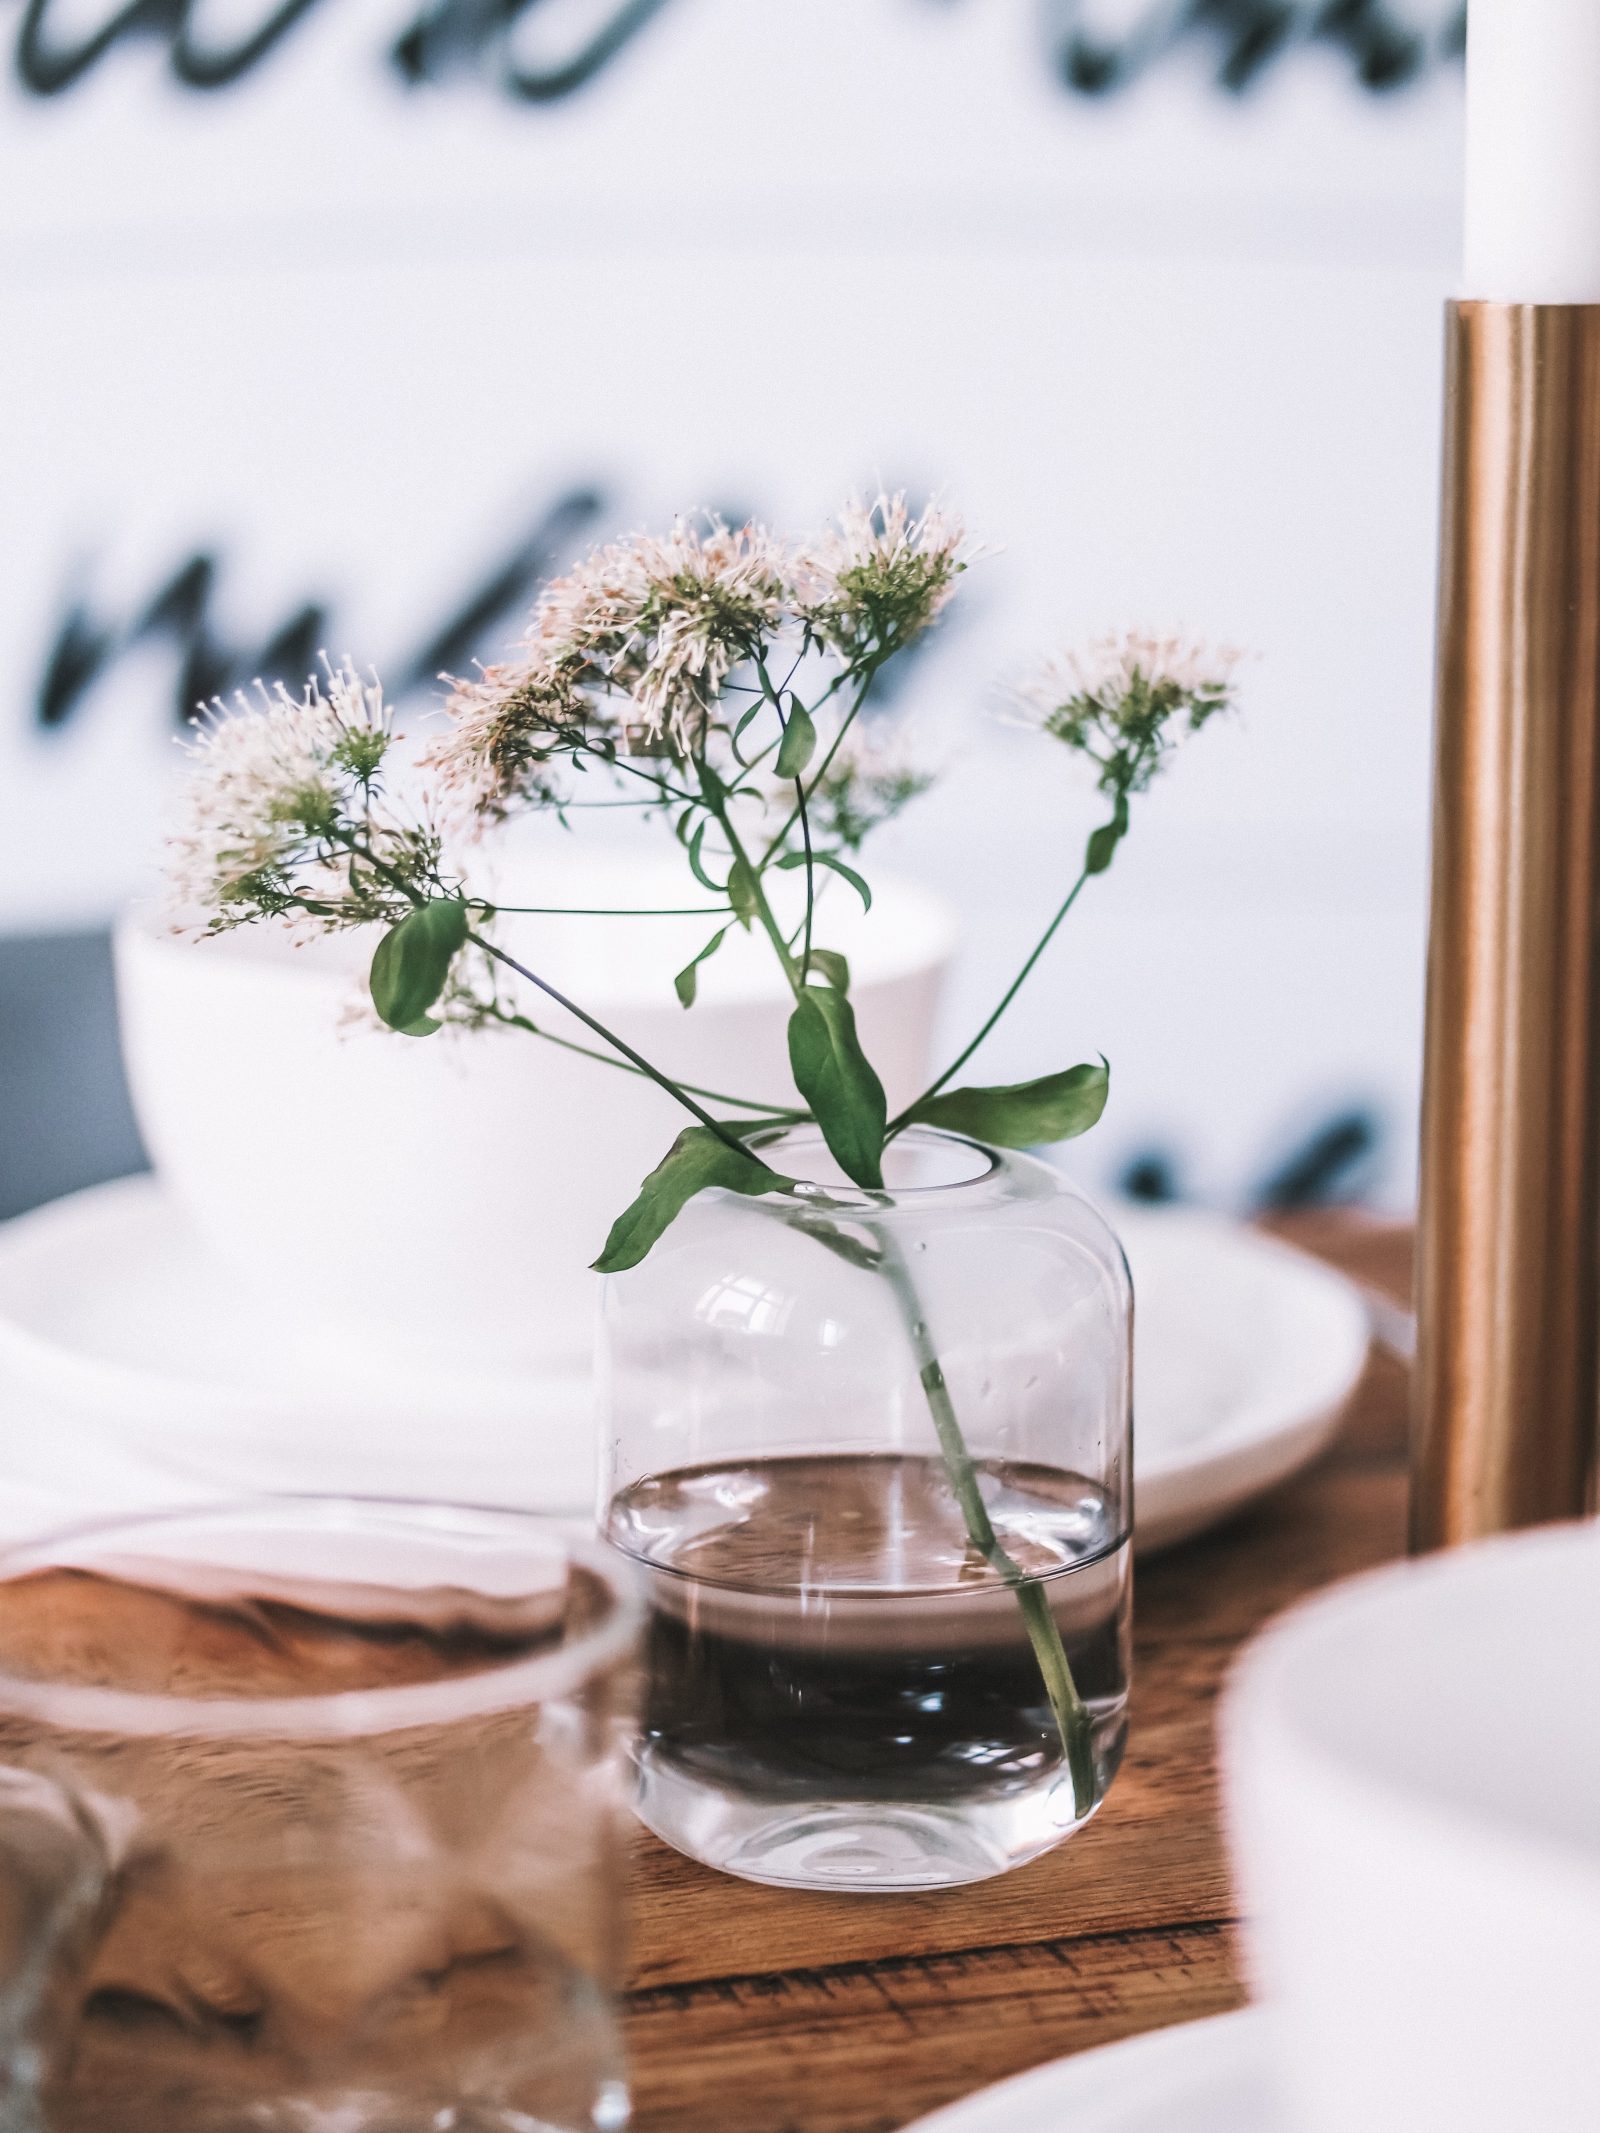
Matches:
[905,2011,1275,2133]
[0,1181,1368,1546]
[1116,1205,1371,1551]
[0,1175,594,1513]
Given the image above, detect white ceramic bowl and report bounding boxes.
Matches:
[1224,1521,1600,2133]
[114,846,954,1372]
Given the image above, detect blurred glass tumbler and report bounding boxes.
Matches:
[601,1126,1133,1893]
[0,1501,641,2133]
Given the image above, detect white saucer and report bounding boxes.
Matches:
[0,1176,594,1513]
[906,2010,1275,2132]
[1116,1205,1371,1551]
[0,1180,1368,1546]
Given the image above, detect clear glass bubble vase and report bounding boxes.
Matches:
[600,1125,1133,1893]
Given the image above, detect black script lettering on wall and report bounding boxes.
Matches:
[34,487,608,732]
[1045,0,1464,97]
[10,0,1465,103]
[16,0,322,93]
[390,0,671,101]
[12,0,671,95]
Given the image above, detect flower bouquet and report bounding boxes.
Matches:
[169,496,1236,1886]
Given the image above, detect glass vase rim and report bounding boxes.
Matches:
[0,1494,642,1741]
[741,1121,1038,1205]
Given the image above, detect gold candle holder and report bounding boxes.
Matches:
[1412,300,1600,1549]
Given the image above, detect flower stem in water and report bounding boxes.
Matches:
[871,1228,1096,1819]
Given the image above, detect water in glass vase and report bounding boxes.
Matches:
[606,1453,1131,1891]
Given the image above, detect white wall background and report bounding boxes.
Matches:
[0,0,1468,1210]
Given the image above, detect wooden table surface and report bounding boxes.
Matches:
[622,1215,1413,2133]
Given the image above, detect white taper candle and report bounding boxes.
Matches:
[1464,0,1600,303]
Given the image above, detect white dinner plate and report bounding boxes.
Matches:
[0,1179,1368,1547]
[906,2010,1276,2132]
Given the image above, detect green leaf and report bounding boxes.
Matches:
[731,700,767,763]
[907,1062,1110,1148]
[776,699,817,779]
[1084,795,1130,877]
[592,1126,785,1273]
[369,899,469,1036]
[787,988,888,1189]
[674,927,728,1008]
[686,819,721,894]
[726,857,759,928]
[805,948,850,992]
[777,849,873,911]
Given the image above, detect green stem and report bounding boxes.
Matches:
[871,1224,1096,1818]
[886,866,1092,1135]
[469,931,761,1164]
[480,1000,802,1117]
[476,903,731,918]
[314,832,765,1159]
[602,754,698,807]
[757,659,880,869]
[695,761,803,997]
[793,758,816,984]
[755,655,817,984]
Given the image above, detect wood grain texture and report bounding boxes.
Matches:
[624,1218,1412,2133]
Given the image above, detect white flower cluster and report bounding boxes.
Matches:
[425,496,967,820]
[1015,629,1241,724]
[167,659,395,930]
[794,494,970,659]
[1013,628,1240,797]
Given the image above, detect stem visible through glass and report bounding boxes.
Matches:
[868,1222,1096,1820]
